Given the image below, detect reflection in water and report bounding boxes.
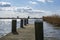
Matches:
[44,22,60,39]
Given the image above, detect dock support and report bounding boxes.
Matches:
[20,19,24,28]
[12,19,18,34]
[26,19,28,24]
[35,20,43,40]
[24,19,27,26]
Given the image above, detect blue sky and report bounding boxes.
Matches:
[0,0,60,17]
[0,0,60,12]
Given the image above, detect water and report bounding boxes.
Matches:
[44,22,60,39]
[0,19,60,40]
[0,19,36,38]
[0,21,12,37]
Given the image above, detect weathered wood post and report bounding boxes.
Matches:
[24,16,29,25]
[12,19,18,34]
[35,19,43,40]
[24,19,27,26]
[20,19,24,28]
[26,16,29,24]
[26,19,28,24]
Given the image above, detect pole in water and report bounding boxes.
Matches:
[20,19,24,28]
[35,20,43,40]
[26,16,29,24]
[12,19,18,34]
[26,19,28,24]
[24,19,27,26]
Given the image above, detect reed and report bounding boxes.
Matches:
[43,15,60,26]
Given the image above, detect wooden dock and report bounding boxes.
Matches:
[0,24,59,40]
[0,24,35,40]
[0,17,44,40]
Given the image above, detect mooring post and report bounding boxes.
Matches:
[24,19,27,26]
[12,19,18,34]
[26,19,28,24]
[20,19,24,28]
[35,20,43,40]
[26,16,30,24]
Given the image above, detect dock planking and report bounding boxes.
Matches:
[0,24,35,40]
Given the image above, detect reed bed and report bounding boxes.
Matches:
[43,15,60,26]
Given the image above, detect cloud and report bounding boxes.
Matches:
[37,0,54,3]
[37,0,46,3]
[0,6,33,11]
[0,2,11,5]
[29,1,37,5]
[16,6,32,9]
[0,11,29,18]
[32,10,45,12]
[0,2,11,7]
[0,6,54,18]
[0,7,17,11]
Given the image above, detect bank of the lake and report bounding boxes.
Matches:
[43,16,60,26]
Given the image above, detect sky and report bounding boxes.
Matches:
[0,0,60,11]
[0,0,60,17]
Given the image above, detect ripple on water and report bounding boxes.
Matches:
[44,22,60,39]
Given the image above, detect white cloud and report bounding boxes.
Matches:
[16,6,32,9]
[37,0,54,3]
[32,10,45,12]
[0,7,17,11]
[0,6,33,11]
[29,1,37,5]
[0,2,11,5]
[37,0,46,3]
[0,6,55,18]
[0,11,29,18]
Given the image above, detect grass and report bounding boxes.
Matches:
[43,15,60,26]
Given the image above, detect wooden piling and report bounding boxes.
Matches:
[24,19,27,26]
[20,19,24,28]
[26,19,28,24]
[35,20,43,40]
[12,19,18,34]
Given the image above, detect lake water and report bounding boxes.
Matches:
[0,19,60,40]
[0,19,35,38]
[44,22,60,39]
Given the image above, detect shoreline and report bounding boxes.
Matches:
[0,24,35,40]
[43,16,60,26]
[0,24,60,40]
